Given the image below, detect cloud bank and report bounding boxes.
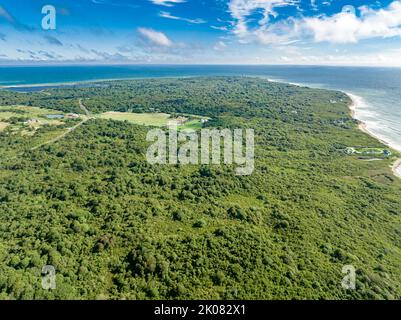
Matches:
[228,0,401,44]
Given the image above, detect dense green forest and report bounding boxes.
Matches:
[0,77,401,300]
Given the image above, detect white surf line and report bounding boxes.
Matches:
[346,92,401,179]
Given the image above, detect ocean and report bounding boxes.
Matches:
[1,65,400,154]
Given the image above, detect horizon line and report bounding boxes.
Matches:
[0,63,400,68]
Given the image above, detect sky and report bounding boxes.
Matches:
[1,0,401,65]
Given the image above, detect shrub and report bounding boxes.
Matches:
[193,219,207,228]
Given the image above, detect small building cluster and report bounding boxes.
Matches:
[24,118,40,125]
[66,113,80,119]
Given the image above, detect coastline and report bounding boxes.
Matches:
[346,92,401,179]
[392,159,401,179]
[0,78,133,89]
[1,75,304,90]
[1,72,401,179]
[0,75,197,89]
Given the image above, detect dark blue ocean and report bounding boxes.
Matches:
[0,65,400,152]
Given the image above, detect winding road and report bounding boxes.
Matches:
[30,98,93,151]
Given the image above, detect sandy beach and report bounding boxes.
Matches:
[347,93,401,179]
[0,75,195,90]
[392,159,401,179]
[0,79,113,89]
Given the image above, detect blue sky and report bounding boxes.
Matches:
[1,0,401,65]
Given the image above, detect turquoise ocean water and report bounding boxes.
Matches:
[1,65,400,152]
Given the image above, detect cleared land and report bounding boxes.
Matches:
[0,122,9,132]
[98,112,171,126]
[180,119,204,131]
[0,105,80,139]
[0,105,71,132]
[97,112,206,129]
[0,105,64,120]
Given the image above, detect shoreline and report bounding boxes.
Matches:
[346,92,401,179]
[0,75,317,90]
[392,159,401,179]
[0,75,199,89]
[1,74,401,179]
[0,78,135,89]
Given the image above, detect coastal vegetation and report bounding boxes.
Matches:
[0,77,401,300]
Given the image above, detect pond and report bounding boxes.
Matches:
[46,114,64,119]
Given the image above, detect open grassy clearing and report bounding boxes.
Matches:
[0,105,75,135]
[180,119,204,131]
[0,105,64,120]
[25,119,64,128]
[97,112,171,126]
[97,111,208,129]
[0,112,19,121]
[0,122,9,132]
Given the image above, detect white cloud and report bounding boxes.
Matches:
[149,0,186,7]
[211,25,229,31]
[138,27,172,46]
[213,41,227,51]
[228,0,401,45]
[229,0,299,38]
[304,1,401,43]
[159,11,206,24]
[228,0,300,44]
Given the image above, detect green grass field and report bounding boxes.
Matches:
[180,119,204,131]
[97,111,206,130]
[0,106,69,136]
[0,105,64,120]
[0,112,19,121]
[97,112,171,127]
[0,122,9,132]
